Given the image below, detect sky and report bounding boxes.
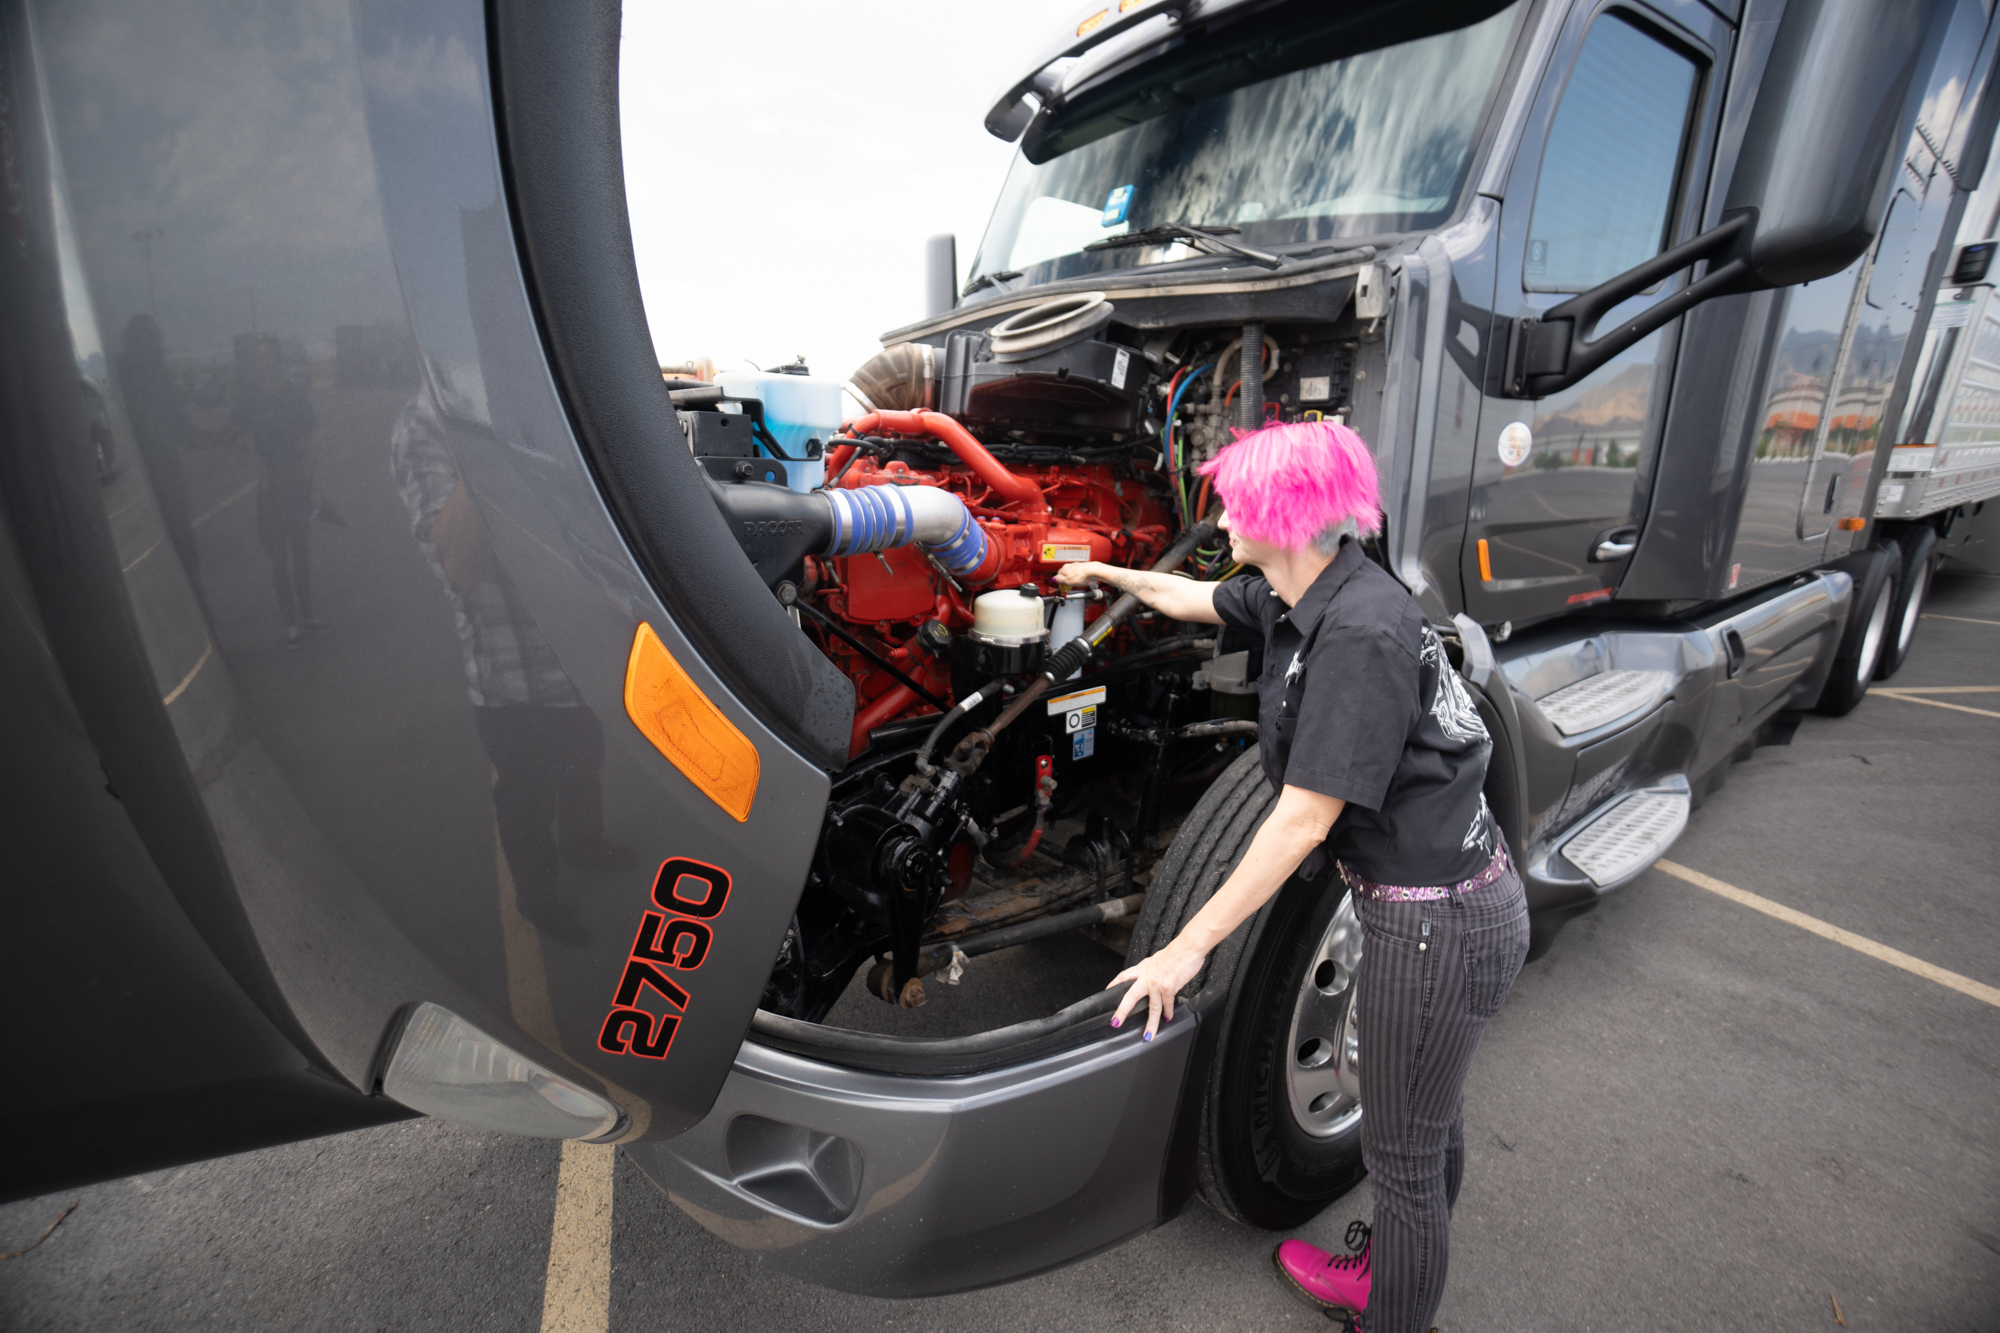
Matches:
[619,0,1080,388]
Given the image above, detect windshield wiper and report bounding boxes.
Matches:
[1083,222,1285,270]
[962,270,1024,297]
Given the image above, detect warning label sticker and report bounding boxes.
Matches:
[1072,728,1096,760]
[1063,704,1098,734]
[1047,685,1107,715]
[1041,543,1092,564]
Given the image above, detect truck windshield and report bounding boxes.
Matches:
[969,5,1521,290]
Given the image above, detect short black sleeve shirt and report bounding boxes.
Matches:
[1210,538,1498,886]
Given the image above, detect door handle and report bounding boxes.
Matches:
[1591,526,1639,562]
[1724,628,1746,678]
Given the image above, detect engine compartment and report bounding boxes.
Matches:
[692,294,1374,1024]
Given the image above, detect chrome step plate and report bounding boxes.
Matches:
[1534,669,1674,735]
[1559,788,1690,888]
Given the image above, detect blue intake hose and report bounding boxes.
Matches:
[822,484,988,579]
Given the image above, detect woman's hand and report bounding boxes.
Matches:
[1107,940,1207,1042]
[1053,560,1224,624]
[1107,786,1346,1047]
[1054,561,1108,592]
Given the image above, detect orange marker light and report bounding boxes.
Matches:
[1837,517,1867,531]
[1077,8,1108,36]
[1118,0,1144,11]
[1477,538,1493,583]
[624,623,760,822]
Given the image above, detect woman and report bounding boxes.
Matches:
[1055,419,1529,1333]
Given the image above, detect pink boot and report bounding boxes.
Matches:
[1273,1219,1371,1318]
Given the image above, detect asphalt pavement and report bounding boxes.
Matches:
[4,573,1997,1332]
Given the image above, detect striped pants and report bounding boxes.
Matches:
[1354,868,1530,1333]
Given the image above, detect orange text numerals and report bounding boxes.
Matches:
[597,858,732,1061]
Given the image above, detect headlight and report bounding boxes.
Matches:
[382,1003,624,1140]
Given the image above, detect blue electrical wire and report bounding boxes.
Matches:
[1164,363,1215,527]
[1165,363,1215,453]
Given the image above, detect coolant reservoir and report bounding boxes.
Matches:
[715,366,840,492]
[970,589,1048,645]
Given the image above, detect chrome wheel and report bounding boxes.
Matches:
[1855,577,1893,686]
[1896,558,1929,654]
[1285,890,1364,1138]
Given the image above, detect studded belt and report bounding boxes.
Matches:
[1337,845,1514,903]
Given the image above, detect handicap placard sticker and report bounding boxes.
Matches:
[1072,727,1096,760]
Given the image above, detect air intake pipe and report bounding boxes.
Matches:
[704,474,994,587]
[821,484,991,579]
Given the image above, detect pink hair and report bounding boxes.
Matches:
[1196,419,1382,549]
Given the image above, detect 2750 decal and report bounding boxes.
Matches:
[597,857,730,1061]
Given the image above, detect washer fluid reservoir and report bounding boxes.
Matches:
[714,366,840,493]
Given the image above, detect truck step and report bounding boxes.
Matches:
[1556,784,1690,889]
[1534,669,1674,736]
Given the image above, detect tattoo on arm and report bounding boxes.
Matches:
[1106,569,1164,602]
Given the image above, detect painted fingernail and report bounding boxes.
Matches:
[1143,1032,1153,1042]
[1110,1017,1121,1028]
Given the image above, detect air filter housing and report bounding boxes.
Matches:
[938,330,1155,438]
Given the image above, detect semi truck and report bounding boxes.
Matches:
[2,0,1993,1301]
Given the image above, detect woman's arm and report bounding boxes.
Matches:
[1054,561,1224,625]
[1108,784,1345,1040]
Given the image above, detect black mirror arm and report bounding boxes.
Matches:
[1504,212,1756,398]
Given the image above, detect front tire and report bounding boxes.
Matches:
[1128,750,1366,1228]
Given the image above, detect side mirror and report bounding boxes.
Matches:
[1505,0,1950,399]
[923,233,958,319]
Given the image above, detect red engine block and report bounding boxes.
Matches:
[808,427,1172,756]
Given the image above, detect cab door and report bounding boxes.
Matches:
[1464,0,1728,624]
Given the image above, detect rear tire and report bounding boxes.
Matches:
[1128,750,1366,1229]
[1815,545,1898,716]
[1875,527,1936,680]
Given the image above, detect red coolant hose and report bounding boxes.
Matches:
[851,683,920,759]
[836,410,1046,511]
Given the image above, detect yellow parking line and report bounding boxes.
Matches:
[1921,613,2000,626]
[540,1140,615,1333]
[1874,685,2000,692]
[160,643,212,707]
[120,537,161,574]
[192,480,256,528]
[1657,861,2000,1008]
[1872,690,2000,720]
[488,501,581,577]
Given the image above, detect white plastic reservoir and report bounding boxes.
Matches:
[714,368,840,492]
[1049,593,1087,680]
[971,590,1048,645]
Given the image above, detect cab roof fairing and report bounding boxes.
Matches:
[984,0,1285,142]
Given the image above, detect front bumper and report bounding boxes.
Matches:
[624,998,1202,1297]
